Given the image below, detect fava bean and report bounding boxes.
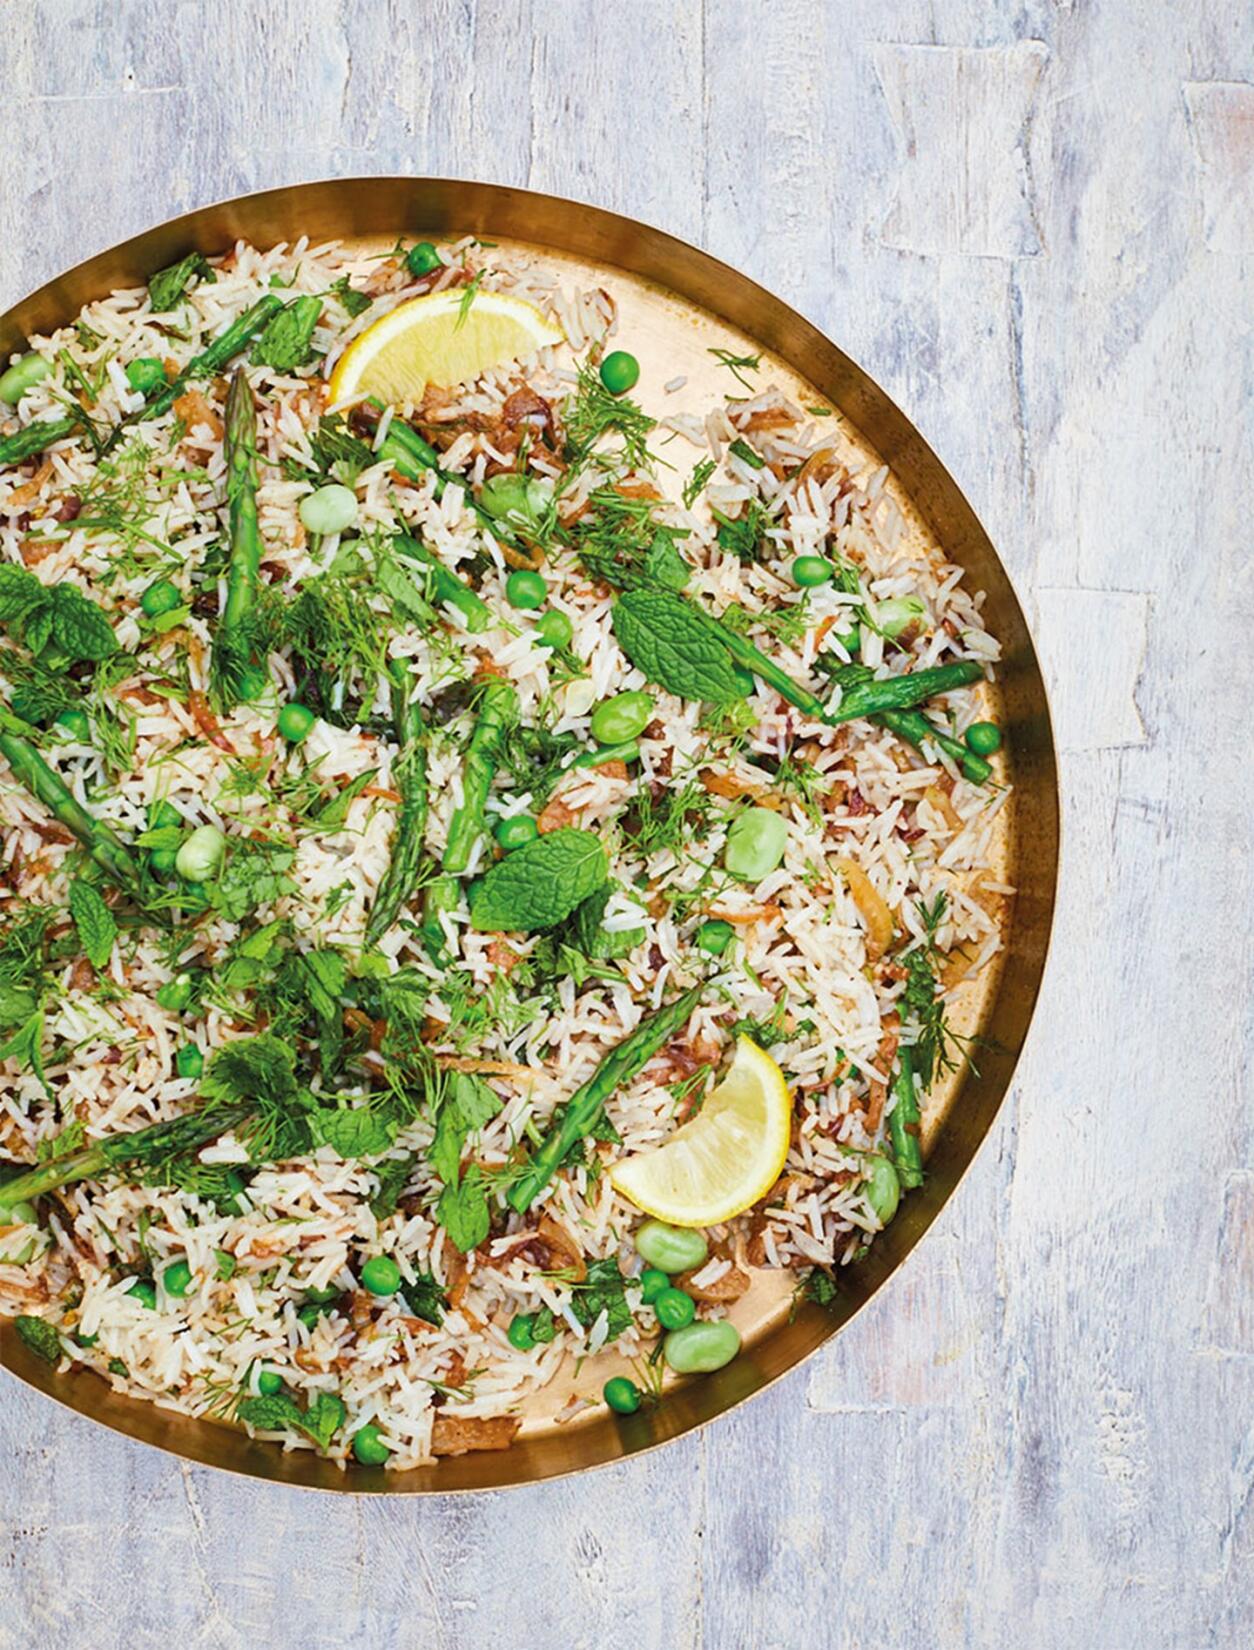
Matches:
[0,352,50,406]
[299,483,357,537]
[860,1153,901,1226]
[875,595,926,639]
[663,1319,741,1374]
[590,690,654,745]
[125,357,167,396]
[175,823,225,882]
[791,555,834,588]
[724,806,788,881]
[634,1219,709,1273]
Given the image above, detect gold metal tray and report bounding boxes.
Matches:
[0,179,1059,1492]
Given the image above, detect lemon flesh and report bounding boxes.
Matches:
[329,289,564,408]
[610,1037,793,1228]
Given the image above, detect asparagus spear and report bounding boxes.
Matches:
[422,678,518,956]
[210,369,265,709]
[887,1044,924,1189]
[365,669,430,945]
[714,625,829,721]
[874,708,991,785]
[111,294,286,438]
[508,986,703,1212]
[0,415,82,468]
[0,297,287,469]
[826,659,984,724]
[0,1101,253,1205]
[393,534,492,634]
[0,730,143,897]
[379,417,526,552]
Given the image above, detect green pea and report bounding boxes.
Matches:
[638,1268,669,1305]
[861,1153,901,1226]
[505,569,547,610]
[352,1423,392,1465]
[127,1278,158,1311]
[150,847,178,875]
[695,919,735,957]
[256,1367,284,1396]
[603,1376,642,1415]
[277,701,317,743]
[299,483,358,537]
[493,813,539,851]
[654,1287,696,1330]
[634,1219,709,1274]
[835,623,861,656]
[965,720,1002,756]
[507,1313,536,1350]
[0,352,51,406]
[161,1259,193,1298]
[140,578,182,618]
[361,1254,401,1297]
[792,555,834,588]
[406,240,443,277]
[724,806,788,881]
[175,1044,204,1081]
[55,708,90,742]
[875,595,926,639]
[155,972,195,1013]
[175,823,225,882]
[599,350,640,394]
[535,609,573,649]
[663,1319,741,1375]
[733,665,757,698]
[125,357,167,396]
[297,1304,324,1331]
[590,690,655,745]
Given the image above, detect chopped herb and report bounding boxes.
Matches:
[329,275,372,318]
[728,438,765,470]
[707,347,761,391]
[148,253,216,313]
[683,457,716,506]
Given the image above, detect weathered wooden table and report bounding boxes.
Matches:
[2,3,1249,1645]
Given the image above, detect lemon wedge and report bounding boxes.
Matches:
[329,288,564,407]
[610,1037,792,1227]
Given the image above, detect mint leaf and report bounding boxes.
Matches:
[215,1248,237,1281]
[470,828,608,933]
[436,1164,490,1253]
[69,880,116,969]
[370,1152,416,1220]
[15,1314,61,1364]
[0,565,43,623]
[569,883,644,960]
[50,586,117,663]
[569,1258,633,1340]
[148,253,216,312]
[23,601,54,658]
[400,1269,446,1326]
[0,1004,49,1094]
[252,297,323,372]
[238,1389,344,1449]
[300,1391,347,1449]
[311,1106,397,1160]
[0,983,38,1026]
[307,769,378,831]
[611,589,740,705]
[643,531,691,592]
[431,1073,501,1187]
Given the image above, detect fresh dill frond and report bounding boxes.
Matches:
[683,457,716,507]
[563,361,656,476]
[455,272,485,331]
[707,347,762,392]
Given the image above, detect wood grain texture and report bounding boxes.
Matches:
[1,3,1250,1646]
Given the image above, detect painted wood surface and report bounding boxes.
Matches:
[0,3,1250,1645]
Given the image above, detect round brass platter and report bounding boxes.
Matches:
[0,179,1059,1493]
